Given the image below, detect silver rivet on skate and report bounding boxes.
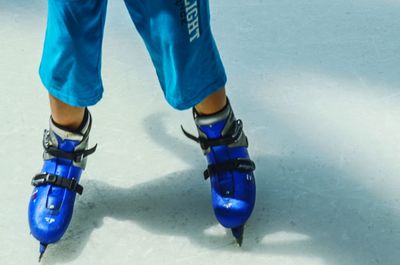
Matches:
[49,205,55,210]
[224,202,232,209]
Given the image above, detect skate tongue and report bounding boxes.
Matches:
[44,161,73,211]
[46,186,64,211]
[194,100,233,139]
[198,119,226,139]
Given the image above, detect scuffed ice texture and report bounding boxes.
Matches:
[1,0,400,265]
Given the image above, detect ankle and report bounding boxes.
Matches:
[51,108,89,134]
[195,87,227,115]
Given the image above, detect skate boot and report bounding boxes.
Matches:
[182,99,256,246]
[28,109,96,261]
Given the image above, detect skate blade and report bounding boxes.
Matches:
[38,243,47,262]
[231,225,245,247]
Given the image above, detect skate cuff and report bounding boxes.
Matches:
[181,120,245,150]
[31,173,83,195]
[204,158,256,180]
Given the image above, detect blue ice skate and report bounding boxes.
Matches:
[182,100,256,246]
[28,110,96,261]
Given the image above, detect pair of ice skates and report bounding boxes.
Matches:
[28,101,256,261]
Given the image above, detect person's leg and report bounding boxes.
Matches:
[49,95,85,130]
[39,0,108,108]
[29,0,107,260]
[124,0,227,110]
[30,101,96,261]
[185,94,256,246]
[125,0,255,245]
[195,87,227,115]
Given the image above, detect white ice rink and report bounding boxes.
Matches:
[1,1,400,264]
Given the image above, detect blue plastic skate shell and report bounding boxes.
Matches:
[199,119,256,230]
[28,134,83,246]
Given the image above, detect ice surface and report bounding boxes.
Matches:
[1,1,400,265]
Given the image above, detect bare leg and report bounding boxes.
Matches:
[195,87,227,115]
[49,94,85,130]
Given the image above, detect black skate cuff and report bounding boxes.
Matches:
[193,98,230,118]
[51,108,90,135]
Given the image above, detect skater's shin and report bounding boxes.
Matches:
[49,94,86,131]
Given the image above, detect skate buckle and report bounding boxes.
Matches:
[42,129,51,149]
[69,179,78,190]
[31,177,44,186]
[32,173,50,186]
[235,158,256,172]
[231,120,243,141]
[75,153,84,163]
[45,174,57,184]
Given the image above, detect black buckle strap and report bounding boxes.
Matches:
[31,173,83,195]
[181,120,244,150]
[203,158,256,180]
[45,144,97,163]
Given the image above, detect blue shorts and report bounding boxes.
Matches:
[39,0,227,110]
